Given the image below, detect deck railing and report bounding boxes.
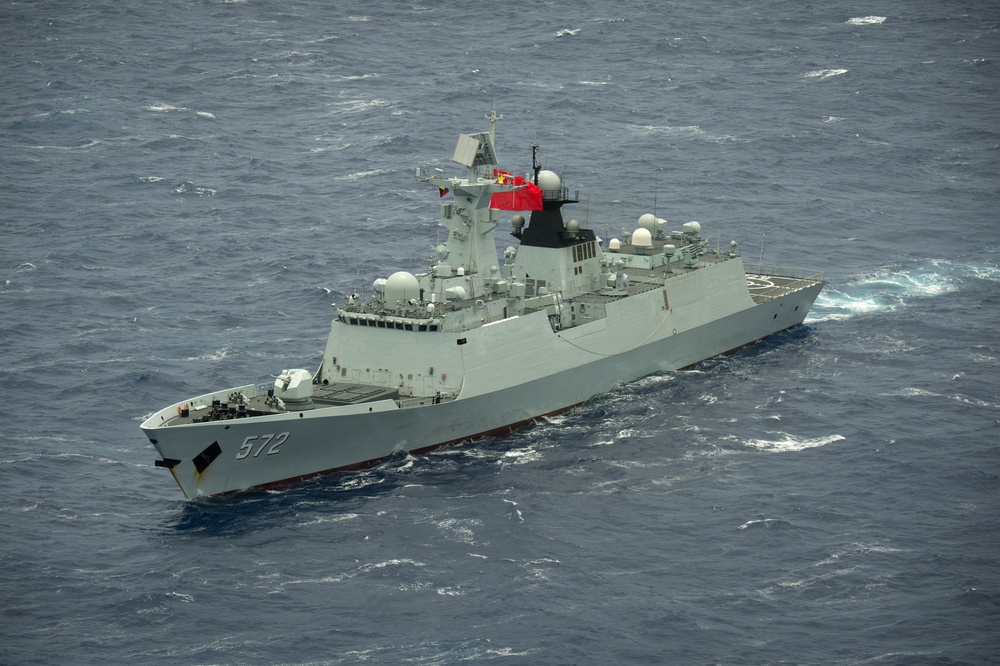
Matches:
[748,265,825,282]
[395,393,457,409]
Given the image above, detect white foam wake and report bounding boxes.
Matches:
[806,259,994,323]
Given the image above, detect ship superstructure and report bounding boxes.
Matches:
[141,112,824,498]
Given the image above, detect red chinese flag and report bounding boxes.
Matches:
[490,182,543,211]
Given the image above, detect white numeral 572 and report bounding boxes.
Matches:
[236,432,289,460]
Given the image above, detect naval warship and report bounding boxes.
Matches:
[141,111,824,499]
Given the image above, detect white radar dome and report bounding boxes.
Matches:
[609,238,621,251]
[384,271,420,307]
[536,170,561,192]
[632,227,652,248]
[567,219,581,233]
[637,213,657,233]
[683,221,702,236]
[445,285,468,301]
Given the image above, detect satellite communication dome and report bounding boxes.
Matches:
[609,238,621,251]
[637,213,657,233]
[683,221,702,236]
[567,218,581,233]
[536,169,561,192]
[632,227,652,248]
[445,285,468,301]
[435,244,449,260]
[511,214,525,230]
[384,271,420,307]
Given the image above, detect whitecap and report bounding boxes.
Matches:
[327,99,394,116]
[503,499,524,522]
[486,648,535,657]
[145,103,188,112]
[952,394,1000,409]
[555,28,581,37]
[498,447,542,465]
[361,558,425,571]
[634,124,704,136]
[342,168,393,181]
[524,557,560,580]
[962,261,1000,282]
[184,347,231,362]
[173,182,217,196]
[803,69,848,80]
[435,518,480,544]
[298,512,359,526]
[969,351,999,367]
[628,123,744,143]
[29,139,101,150]
[195,111,216,120]
[739,518,782,530]
[846,16,886,26]
[741,433,845,453]
[894,387,938,398]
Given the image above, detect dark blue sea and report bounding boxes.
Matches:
[2,1,998,663]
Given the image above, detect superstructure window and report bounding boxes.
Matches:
[573,241,595,263]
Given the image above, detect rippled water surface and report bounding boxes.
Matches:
[2,1,998,663]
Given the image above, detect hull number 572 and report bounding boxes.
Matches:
[236,432,289,460]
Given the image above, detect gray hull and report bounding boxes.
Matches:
[142,278,821,498]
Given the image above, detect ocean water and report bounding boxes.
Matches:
[2,0,999,663]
